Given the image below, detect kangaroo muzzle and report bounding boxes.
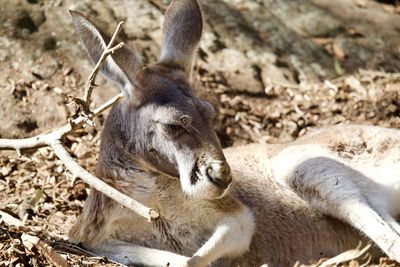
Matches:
[205,160,232,189]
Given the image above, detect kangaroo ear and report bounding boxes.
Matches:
[70,10,141,99]
[159,0,203,78]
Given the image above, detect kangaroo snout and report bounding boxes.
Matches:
[205,161,232,189]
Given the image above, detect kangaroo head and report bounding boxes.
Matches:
[70,0,232,200]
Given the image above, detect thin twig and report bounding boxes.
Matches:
[83,21,125,105]
[148,0,168,11]
[93,92,123,114]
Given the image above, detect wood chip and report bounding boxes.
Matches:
[22,234,70,267]
[0,210,23,227]
[318,243,371,267]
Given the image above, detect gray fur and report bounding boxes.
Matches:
[69,1,400,266]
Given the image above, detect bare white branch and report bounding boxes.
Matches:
[93,92,123,115]
[51,142,159,221]
[0,93,123,152]
[0,21,160,222]
[83,21,125,105]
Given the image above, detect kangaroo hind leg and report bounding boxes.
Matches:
[285,156,400,262]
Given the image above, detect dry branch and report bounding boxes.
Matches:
[83,21,124,106]
[0,21,160,222]
[0,93,122,152]
[148,0,168,11]
[51,142,159,220]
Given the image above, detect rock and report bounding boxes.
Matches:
[31,59,59,80]
[72,142,92,159]
[14,10,38,34]
[16,119,38,133]
[12,9,45,37]
[0,50,7,62]
[42,36,57,51]
[30,9,45,28]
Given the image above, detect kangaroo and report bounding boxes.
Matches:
[68,1,400,266]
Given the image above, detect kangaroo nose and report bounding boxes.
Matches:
[206,162,232,189]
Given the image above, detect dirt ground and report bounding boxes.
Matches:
[1,0,400,266]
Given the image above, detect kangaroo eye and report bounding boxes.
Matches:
[165,124,182,134]
[157,123,185,138]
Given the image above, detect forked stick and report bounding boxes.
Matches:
[0,22,160,222]
[83,21,125,105]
